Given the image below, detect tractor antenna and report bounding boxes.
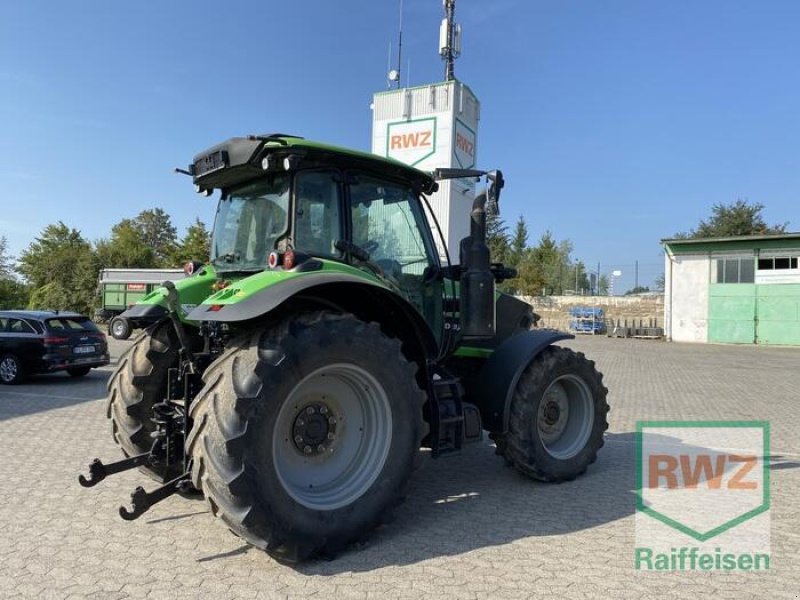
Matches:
[439,0,462,81]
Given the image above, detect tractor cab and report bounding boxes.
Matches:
[191,134,451,344]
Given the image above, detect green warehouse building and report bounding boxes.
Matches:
[663,233,800,345]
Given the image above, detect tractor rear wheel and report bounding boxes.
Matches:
[186,311,426,562]
[501,346,609,482]
[106,320,183,481]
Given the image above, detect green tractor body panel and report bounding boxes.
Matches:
[120,265,220,324]
[187,259,389,321]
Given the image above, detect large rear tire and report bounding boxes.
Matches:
[106,320,182,481]
[186,312,426,562]
[501,346,609,482]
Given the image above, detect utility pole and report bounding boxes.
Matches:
[597,262,601,295]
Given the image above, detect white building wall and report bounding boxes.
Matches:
[371,80,480,258]
[665,253,710,342]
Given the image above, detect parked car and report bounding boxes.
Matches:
[0,310,110,384]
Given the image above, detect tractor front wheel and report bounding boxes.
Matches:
[186,312,425,562]
[501,346,609,482]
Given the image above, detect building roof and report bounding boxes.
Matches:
[663,232,800,255]
[662,232,800,245]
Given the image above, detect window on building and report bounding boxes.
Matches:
[715,257,755,283]
[757,256,799,270]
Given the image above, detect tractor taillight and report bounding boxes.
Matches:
[183,260,204,276]
[284,248,296,270]
[268,251,280,269]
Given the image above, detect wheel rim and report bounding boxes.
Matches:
[272,363,392,511]
[0,357,18,382]
[112,320,125,337]
[536,374,594,460]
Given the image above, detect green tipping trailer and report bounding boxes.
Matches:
[96,268,186,339]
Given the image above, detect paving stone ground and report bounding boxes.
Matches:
[0,336,797,599]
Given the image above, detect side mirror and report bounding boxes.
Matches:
[486,170,504,211]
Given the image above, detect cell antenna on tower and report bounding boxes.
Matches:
[439,0,462,81]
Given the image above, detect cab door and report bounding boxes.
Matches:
[346,173,443,340]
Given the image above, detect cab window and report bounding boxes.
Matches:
[348,175,434,276]
[294,170,342,257]
[347,175,437,314]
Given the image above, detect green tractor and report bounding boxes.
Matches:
[79,134,608,562]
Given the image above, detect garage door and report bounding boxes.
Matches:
[756,284,800,345]
[708,285,756,344]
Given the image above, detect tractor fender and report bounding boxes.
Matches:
[473,329,574,433]
[120,303,168,321]
[186,272,438,358]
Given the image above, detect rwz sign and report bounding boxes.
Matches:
[453,119,476,169]
[636,421,769,540]
[386,118,437,167]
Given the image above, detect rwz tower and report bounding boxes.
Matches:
[371,0,480,257]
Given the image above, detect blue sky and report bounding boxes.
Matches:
[1,0,798,292]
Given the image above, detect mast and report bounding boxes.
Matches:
[439,0,461,81]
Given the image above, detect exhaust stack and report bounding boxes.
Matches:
[458,171,504,339]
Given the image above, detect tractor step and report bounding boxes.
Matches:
[432,377,482,457]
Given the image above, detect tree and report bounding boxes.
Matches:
[625,285,651,295]
[134,208,178,266]
[569,260,591,294]
[510,231,577,296]
[95,219,157,269]
[486,203,510,265]
[17,222,98,315]
[676,199,787,239]
[0,236,13,279]
[0,279,28,309]
[0,236,29,309]
[598,275,609,295]
[509,215,528,267]
[171,218,211,265]
[654,272,665,292]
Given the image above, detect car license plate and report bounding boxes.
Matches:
[74,345,95,354]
